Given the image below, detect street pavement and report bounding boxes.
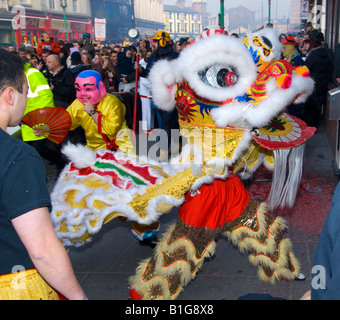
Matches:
[46,123,338,300]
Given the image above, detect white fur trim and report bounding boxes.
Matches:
[149,60,181,112]
[150,34,257,111]
[61,143,97,168]
[244,75,314,128]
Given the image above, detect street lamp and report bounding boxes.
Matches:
[60,0,68,41]
[219,0,224,30]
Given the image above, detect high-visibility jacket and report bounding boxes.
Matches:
[22,64,55,141]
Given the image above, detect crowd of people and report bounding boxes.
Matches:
[3,31,194,137]
[280,22,334,128]
[0,29,189,300]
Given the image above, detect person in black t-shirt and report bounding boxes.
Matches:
[0,49,87,300]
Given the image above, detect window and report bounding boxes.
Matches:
[40,0,47,10]
[49,0,55,9]
[72,0,78,12]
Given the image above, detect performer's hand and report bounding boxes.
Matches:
[134,62,142,72]
[33,128,43,137]
[83,98,95,114]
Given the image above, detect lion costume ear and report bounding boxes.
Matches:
[149,59,182,112]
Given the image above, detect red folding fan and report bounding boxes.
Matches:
[21,107,72,144]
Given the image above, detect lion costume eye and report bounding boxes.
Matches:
[198,64,238,88]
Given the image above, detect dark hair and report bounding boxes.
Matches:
[310,38,322,49]
[30,53,39,60]
[42,48,50,55]
[0,49,25,96]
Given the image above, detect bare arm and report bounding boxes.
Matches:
[12,207,87,300]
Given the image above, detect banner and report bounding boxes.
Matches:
[95,18,106,41]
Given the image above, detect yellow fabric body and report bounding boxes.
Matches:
[66,93,135,153]
[0,268,60,300]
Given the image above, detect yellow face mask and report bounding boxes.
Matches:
[243,35,273,71]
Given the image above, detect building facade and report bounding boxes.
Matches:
[226,5,256,35]
[134,0,164,37]
[163,0,207,39]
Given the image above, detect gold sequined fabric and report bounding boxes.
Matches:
[179,121,244,161]
[0,269,59,300]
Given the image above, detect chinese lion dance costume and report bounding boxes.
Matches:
[50,28,315,300]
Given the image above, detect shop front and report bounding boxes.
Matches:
[14,12,93,47]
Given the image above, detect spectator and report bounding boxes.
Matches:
[0,48,87,300]
[138,38,150,50]
[93,49,116,92]
[93,52,100,64]
[112,45,122,53]
[176,37,189,53]
[69,51,91,78]
[37,48,51,81]
[306,22,319,39]
[139,48,155,134]
[281,35,305,67]
[296,32,304,52]
[123,36,131,47]
[82,52,93,68]
[78,33,95,58]
[117,46,135,93]
[29,53,39,69]
[7,45,15,52]
[110,50,118,66]
[317,32,334,64]
[46,54,76,108]
[281,35,305,119]
[303,38,333,128]
[135,30,180,161]
[37,31,61,57]
[18,47,27,60]
[301,39,311,60]
[108,50,121,92]
[60,43,74,67]
[20,58,66,174]
[57,39,65,50]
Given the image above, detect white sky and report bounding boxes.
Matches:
[163,0,291,20]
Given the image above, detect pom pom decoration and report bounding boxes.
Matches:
[21,107,72,144]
